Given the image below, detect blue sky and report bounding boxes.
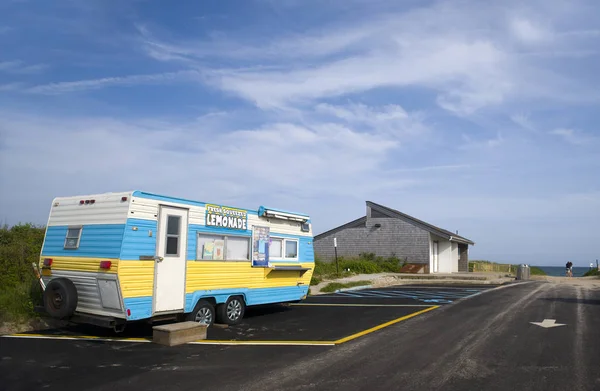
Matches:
[1,0,599,266]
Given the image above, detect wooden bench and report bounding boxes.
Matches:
[152,321,207,346]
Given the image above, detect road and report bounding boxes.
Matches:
[1,281,599,391]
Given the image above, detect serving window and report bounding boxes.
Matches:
[196,233,250,261]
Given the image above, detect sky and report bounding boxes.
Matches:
[0,0,599,266]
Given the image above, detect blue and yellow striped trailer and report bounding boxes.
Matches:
[37,191,314,330]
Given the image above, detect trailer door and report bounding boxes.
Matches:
[154,205,188,314]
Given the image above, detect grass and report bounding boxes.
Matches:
[583,269,600,277]
[312,252,408,281]
[319,280,372,293]
[529,266,547,276]
[0,281,42,324]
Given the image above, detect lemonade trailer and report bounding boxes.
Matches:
[35,191,314,331]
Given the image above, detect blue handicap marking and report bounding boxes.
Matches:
[331,287,484,304]
[423,299,453,304]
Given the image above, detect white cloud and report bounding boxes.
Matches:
[550,128,595,145]
[460,133,504,150]
[316,103,408,123]
[0,83,23,91]
[0,60,47,74]
[509,17,553,44]
[138,1,594,115]
[510,113,536,132]
[0,110,421,228]
[25,70,199,94]
[314,102,429,138]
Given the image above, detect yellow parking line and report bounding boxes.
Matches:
[3,307,438,347]
[189,340,335,346]
[334,305,439,344]
[290,303,435,307]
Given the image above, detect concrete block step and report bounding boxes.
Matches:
[152,321,207,346]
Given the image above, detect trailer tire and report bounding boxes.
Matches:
[186,299,215,326]
[43,278,78,319]
[216,296,245,325]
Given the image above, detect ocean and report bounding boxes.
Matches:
[537,266,595,277]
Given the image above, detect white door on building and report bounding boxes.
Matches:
[154,205,188,313]
[432,241,439,273]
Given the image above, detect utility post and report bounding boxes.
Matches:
[334,237,339,277]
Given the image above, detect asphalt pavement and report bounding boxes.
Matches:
[1,281,599,391]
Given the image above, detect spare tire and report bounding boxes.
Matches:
[43,278,78,319]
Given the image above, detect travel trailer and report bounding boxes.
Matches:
[35,191,314,331]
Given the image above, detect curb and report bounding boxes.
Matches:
[334,285,373,293]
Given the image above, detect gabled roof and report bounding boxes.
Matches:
[367,201,474,245]
[314,201,474,246]
[313,216,366,240]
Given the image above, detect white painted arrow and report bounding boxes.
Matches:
[530,319,567,328]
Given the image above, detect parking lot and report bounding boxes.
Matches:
[6,285,490,347]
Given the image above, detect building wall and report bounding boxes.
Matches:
[451,242,459,273]
[314,217,430,264]
[429,233,456,273]
[458,243,469,272]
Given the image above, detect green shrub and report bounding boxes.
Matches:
[312,253,408,279]
[310,276,322,286]
[529,266,547,276]
[0,224,45,324]
[583,269,600,277]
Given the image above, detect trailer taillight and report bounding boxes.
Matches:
[80,200,85,205]
[121,196,128,202]
[127,309,131,316]
[43,258,53,266]
[99,261,112,269]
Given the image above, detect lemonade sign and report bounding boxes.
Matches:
[205,204,248,230]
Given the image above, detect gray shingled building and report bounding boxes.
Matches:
[313,201,475,274]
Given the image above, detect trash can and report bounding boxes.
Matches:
[516,264,530,280]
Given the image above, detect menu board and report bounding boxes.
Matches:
[252,226,270,267]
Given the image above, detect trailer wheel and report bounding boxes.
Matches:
[187,299,215,326]
[43,278,78,319]
[217,296,245,325]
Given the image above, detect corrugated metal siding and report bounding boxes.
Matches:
[42,270,125,319]
[185,261,313,293]
[299,236,314,263]
[41,225,124,259]
[118,260,155,298]
[123,296,153,320]
[38,256,118,273]
[120,219,157,260]
[245,286,309,306]
[184,285,309,310]
[48,192,131,226]
[119,261,154,298]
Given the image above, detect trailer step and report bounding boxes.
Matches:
[152,321,207,346]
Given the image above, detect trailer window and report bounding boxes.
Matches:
[285,240,298,259]
[226,236,250,261]
[165,215,181,256]
[269,239,283,258]
[269,238,298,260]
[64,227,82,249]
[197,233,250,261]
